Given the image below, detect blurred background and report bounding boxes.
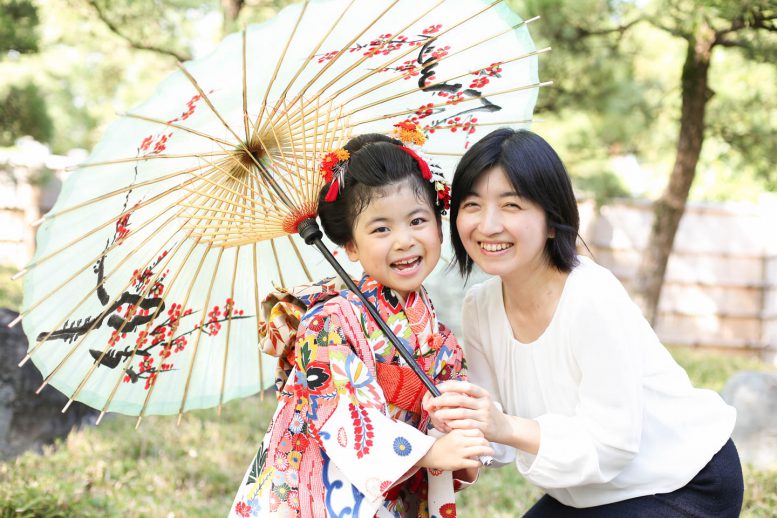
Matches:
[0,0,775,516]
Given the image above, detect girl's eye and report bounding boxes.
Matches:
[410,217,427,226]
[461,201,479,209]
[505,202,523,209]
[371,226,389,234]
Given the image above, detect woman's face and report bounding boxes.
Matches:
[456,166,551,280]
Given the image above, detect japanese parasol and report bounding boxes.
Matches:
[14,0,546,424]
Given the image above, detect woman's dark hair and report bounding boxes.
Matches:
[318,133,441,246]
[450,128,580,276]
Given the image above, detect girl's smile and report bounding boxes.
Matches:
[345,180,441,303]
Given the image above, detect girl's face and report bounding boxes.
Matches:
[345,180,441,303]
[456,166,552,281]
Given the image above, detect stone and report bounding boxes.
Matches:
[0,308,97,459]
[721,371,777,470]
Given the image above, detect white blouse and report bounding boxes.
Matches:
[461,256,736,508]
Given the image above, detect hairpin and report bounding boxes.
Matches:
[319,148,350,202]
[392,121,451,215]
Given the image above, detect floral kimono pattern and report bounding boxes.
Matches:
[230,274,468,517]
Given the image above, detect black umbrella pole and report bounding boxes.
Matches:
[298,218,440,397]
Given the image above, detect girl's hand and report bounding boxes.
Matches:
[423,390,453,433]
[416,428,494,471]
[423,381,505,443]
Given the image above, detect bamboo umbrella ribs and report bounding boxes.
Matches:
[15,0,545,422]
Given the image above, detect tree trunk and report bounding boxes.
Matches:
[221,0,245,37]
[634,25,715,325]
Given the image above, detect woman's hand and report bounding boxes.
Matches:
[416,428,494,471]
[423,381,506,443]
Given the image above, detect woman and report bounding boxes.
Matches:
[423,128,743,517]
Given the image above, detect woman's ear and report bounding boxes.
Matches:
[344,240,360,262]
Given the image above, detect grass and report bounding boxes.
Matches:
[0,348,775,517]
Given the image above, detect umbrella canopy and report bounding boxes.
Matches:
[16,0,544,423]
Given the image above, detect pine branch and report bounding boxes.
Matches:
[716,12,777,39]
[572,17,643,38]
[86,0,192,62]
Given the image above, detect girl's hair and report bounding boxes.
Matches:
[318,133,441,246]
[450,128,580,276]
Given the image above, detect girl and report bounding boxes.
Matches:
[230,131,492,518]
[424,128,743,517]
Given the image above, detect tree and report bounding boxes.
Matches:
[0,1,52,146]
[634,1,777,323]
[0,0,40,56]
[0,83,53,145]
[81,0,199,62]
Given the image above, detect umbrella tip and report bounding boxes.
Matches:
[62,399,73,414]
[8,314,22,328]
[135,416,143,430]
[96,411,106,425]
[11,269,27,281]
[35,380,48,394]
[176,413,183,426]
[17,354,31,367]
[31,215,46,227]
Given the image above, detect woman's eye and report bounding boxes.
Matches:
[461,201,478,209]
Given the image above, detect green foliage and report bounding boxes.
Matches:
[668,346,775,393]
[0,82,53,146]
[0,264,23,311]
[573,170,630,206]
[0,0,40,56]
[0,394,277,517]
[79,0,213,62]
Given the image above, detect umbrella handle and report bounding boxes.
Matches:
[298,218,441,398]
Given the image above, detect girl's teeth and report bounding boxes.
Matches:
[393,257,420,270]
[481,242,512,252]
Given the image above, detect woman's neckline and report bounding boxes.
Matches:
[497,262,576,346]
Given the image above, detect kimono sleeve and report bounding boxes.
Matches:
[296,303,435,509]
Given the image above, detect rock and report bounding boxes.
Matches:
[0,308,97,459]
[721,371,777,470]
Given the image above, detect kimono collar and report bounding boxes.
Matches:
[356,273,439,355]
[357,273,422,317]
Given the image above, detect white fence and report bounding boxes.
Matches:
[579,198,777,360]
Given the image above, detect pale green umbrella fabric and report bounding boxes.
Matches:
[17,0,542,421]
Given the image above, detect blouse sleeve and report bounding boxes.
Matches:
[461,287,518,466]
[519,275,645,488]
[296,303,435,507]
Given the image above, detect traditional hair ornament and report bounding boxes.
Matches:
[391,120,427,146]
[392,121,451,215]
[319,148,350,202]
